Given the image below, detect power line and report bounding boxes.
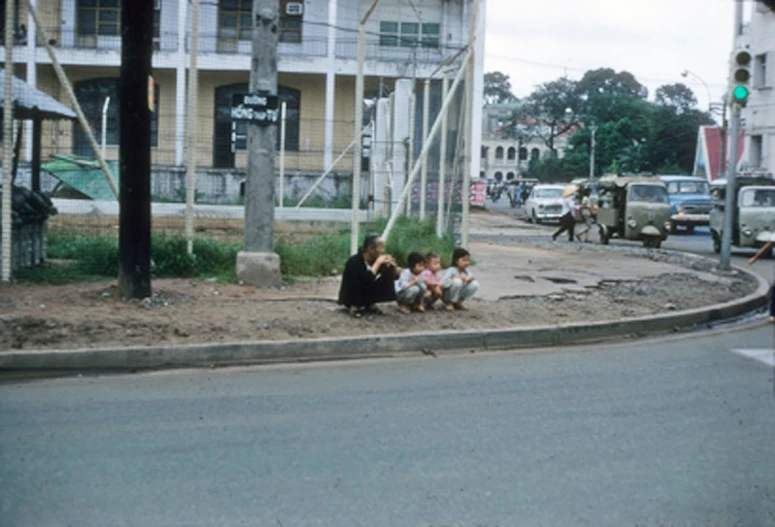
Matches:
[486,52,728,90]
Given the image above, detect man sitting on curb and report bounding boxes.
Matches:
[339,233,400,318]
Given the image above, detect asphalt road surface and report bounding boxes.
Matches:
[485,198,775,279]
[2,323,774,526]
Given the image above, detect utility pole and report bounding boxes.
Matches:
[2,0,15,282]
[589,125,597,180]
[720,103,740,269]
[117,0,153,298]
[721,0,747,269]
[236,0,281,285]
[185,0,199,255]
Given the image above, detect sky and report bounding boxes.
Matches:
[483,0,745,116]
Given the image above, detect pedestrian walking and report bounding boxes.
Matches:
[552,186,578,242]
[575,188,595,242]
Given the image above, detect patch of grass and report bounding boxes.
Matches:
[371,216,457,268]
[151,234,241,280]
[15,263,107,285]
[280,195,352,209]
[276,231,350,276]
[36,216,454,284]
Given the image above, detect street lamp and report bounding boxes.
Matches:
[681,69,713,112]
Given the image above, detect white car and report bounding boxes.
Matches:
[524,184,565,224]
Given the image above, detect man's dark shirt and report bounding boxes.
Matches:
[338,253,397,309]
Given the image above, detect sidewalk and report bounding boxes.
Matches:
[0,210,768,373]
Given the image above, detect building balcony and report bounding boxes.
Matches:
[43,27,179,53]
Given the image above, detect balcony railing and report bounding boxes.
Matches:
[334,38,454,64]
[19,28,464,67]
[193,33,328,58]
[37,27,178,52]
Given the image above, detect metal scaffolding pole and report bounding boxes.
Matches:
[2,0,15,281]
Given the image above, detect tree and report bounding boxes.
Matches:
[576,68,649,125]
[483,71,516,105]
[654,83,697,115]
[506,76,580,152]
[647,83,713,173]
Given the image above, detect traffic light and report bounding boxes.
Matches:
[731,49,751,106]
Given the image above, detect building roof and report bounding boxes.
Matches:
[0,69,77,120]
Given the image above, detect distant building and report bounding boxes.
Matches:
[735,1,775,177]
[0,0,484,202]
[692,125,745,181]
[479,102,572,182]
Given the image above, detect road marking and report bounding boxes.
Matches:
[731,348,775,367]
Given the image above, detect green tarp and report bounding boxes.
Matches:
[42,155,119,201]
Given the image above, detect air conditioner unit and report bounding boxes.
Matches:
[286,2,303,16]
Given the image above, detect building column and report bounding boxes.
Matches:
[323,0,338,170]
[469,0,485,181]
[391,79,412,211]
[373,97,389,216]
[24,0,37,161]
[174,0,188,166]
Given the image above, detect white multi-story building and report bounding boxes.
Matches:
[736,1,775,177]
[0,0,484,201]
[480,102,570,182]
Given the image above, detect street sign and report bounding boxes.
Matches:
[230,92,280,125]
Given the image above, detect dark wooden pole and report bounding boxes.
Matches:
[118,0,153,298]
[31,118,41,192]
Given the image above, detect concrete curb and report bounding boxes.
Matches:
[0,263,769,375]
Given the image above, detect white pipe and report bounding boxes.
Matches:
[101,96,110,161]
[323,0,338,170]
[2,0,15,282]
[186,0,199,255]
[420,79,430,219]
[279,101,287,208]
[407,90,416,215]
[174,0,187,165]
[24,0,36,162]
[436,70,449,237]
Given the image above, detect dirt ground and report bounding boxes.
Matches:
[0,267,756,351]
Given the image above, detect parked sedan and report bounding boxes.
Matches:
[523,184,565,224]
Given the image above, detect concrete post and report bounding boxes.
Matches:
[174,0,188,166]
[373,97,390,217]
[391,79,412,213]
[323,0,338,170]
[237,0,281,286]
[2,0,14,281]
[24,0,36,162]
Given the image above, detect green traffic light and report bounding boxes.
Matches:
[732,85,749,102]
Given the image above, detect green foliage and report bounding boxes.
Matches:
[48,232,119,276]
[15,263,107,285]
[150,234,241,279]
[380,216,456,268]
[46,231,240,281]
[484,71,517,105]
[40,218,457,285]
[280,195,351,209]
[276,232,351,276]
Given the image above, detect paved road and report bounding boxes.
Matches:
[2,323,774,526]
[485,198,775,279]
